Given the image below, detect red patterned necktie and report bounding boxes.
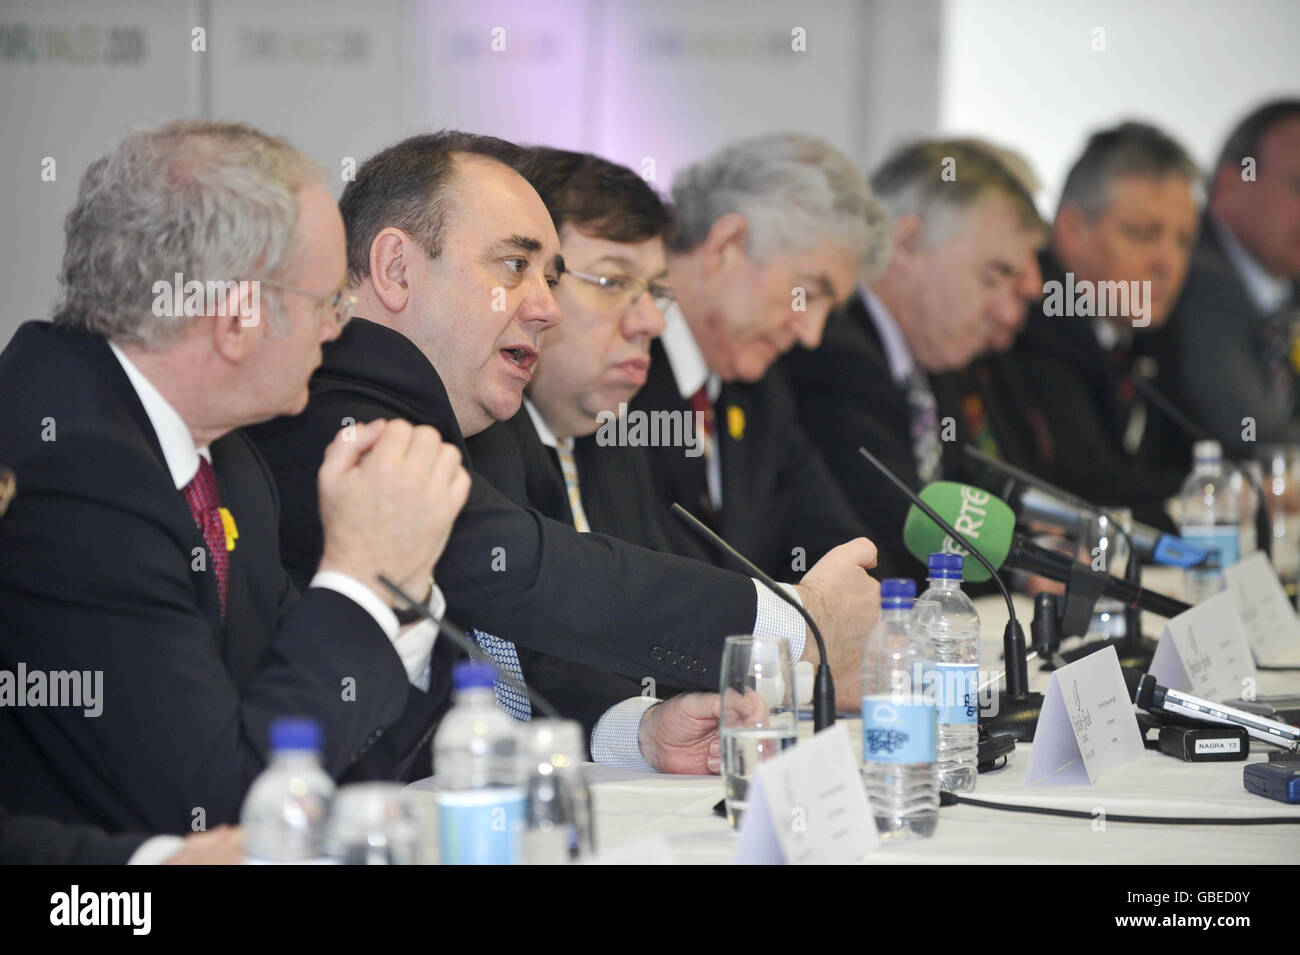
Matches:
[182,456,228,620]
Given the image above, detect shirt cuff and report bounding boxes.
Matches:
[590,696,661,772]
[309,571,443,688]
[128,835,185,865]
[752,580,807,663]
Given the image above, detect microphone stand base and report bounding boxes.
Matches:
[981,692,1044,742]
[1048,634,1159,672]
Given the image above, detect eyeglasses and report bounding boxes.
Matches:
[257,279,357,328]
[566,270,676,309]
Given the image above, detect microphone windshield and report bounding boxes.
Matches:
[902,482,1016,582]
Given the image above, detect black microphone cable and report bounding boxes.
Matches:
[938,791,1300,825]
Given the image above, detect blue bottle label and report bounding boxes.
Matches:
[437,788,526,865]
[861,693,937,763]
[1180,525,1240,577]
[934,663,979,725]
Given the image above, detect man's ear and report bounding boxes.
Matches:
[210,281,257,362]
[370,227,414,313]
[700,212,749,278]
[889,214,926,266]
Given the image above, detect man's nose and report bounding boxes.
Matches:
[521,274,562,331]
[792,303,831,350]
[624,290,667,342]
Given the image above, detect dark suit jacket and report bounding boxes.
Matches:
[1010,250,1189,531]
[0,804,149,865]
[467,412,691,733]
[0,323,450,836]
[246,318,761,695]
[1166,216,1300,455]
[630,336,880,583]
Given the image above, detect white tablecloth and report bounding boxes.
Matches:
[414,567,1300,864]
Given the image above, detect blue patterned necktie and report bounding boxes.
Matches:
[467,629,532,722]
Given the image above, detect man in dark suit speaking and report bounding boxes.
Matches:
[0,121,470,836]
[249,131,880,747]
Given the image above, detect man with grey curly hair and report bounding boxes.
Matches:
[630,132,895,582]
[0,120,470,840]
[781,138,1047,579]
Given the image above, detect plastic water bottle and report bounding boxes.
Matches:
[240,717,336,863]
[861,578,938,840]
[1180,440,1241,604]
[523,718,594,864]
[433,661,527,865]
[914,553,980,793]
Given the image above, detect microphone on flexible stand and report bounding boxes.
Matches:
[378,575,560,719]
[857,448,1043,741]
[670,502,836,732]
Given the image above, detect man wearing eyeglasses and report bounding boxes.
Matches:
[251,132,884,768]
[0,121,471,835]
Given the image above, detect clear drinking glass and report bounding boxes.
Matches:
[1077,508,1132,640]
[719,634,797,830]
[1257,445,1300,600]
[323,782,420,864]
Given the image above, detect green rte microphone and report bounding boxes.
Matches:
[902,482,1016,583]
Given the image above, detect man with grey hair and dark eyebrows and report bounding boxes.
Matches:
[1012,121,1200,531]
[781,138,1048,578]
[631,132,895,597]
[0,120,470,840]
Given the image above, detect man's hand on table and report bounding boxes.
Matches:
[638,692,723,775]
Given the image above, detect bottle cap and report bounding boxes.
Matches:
[269,716,322,753]
[928,552,964,579]
[452,661,497,691]
[880,578,917,605]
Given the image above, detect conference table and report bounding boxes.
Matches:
[413,569,1300,864]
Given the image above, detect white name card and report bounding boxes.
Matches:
[1224,551,1300,667]
[735,722,877,864]
[1026,644,1145,786]
[1150,590,1257,702]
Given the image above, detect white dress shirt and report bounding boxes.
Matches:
[109,344,441,861]
[861,285,917,384]
[1213,216,1294,315]
[523,397,807,771]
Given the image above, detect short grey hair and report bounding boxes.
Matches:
[669,133,891,282]
[1057,121,1198,221]
[870,138,1046,247]
[55,120,327,347]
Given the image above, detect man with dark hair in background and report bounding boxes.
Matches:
[1011,122,1200,530]
[1164,100,1300,454]
[782,139,1047,577]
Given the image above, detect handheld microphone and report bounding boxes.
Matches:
[1121,666,1300,750]
[962,446,1207,568]
[669,502,836,732]
[857,448,1042,740]
[902,482,1192,619]
[379,575,560,719]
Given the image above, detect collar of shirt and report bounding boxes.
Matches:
[109,342,210,488]
[1093,317,1130,353]
[522,395,572,452]
[862,285,917,384]
[659,301,720,402]
[1213,216,1293,315]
